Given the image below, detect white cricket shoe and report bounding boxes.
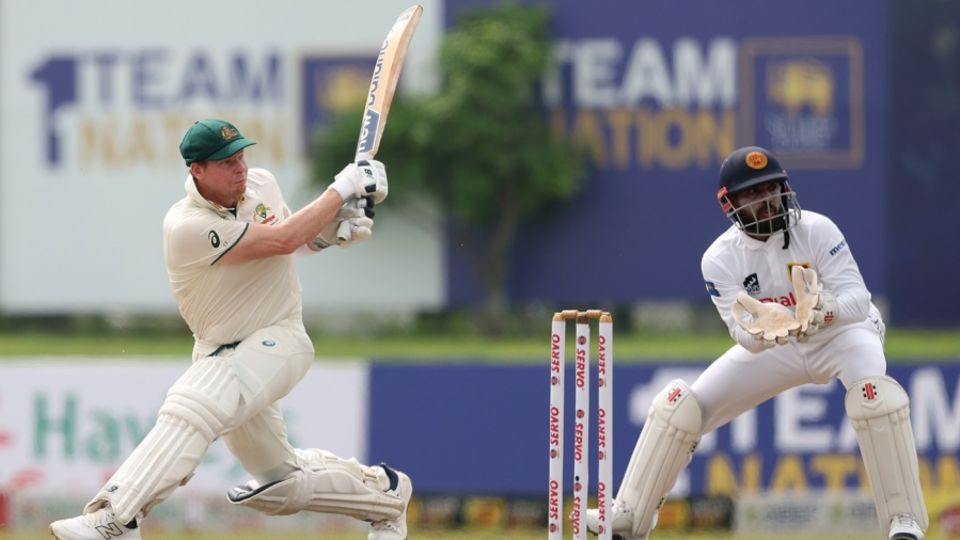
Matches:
[585,500,646,540]
[50,506,141,540]
[368,465,413,540]
[889,513,924,540]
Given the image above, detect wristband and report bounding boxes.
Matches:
[329,174,356,202]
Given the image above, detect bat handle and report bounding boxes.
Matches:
[338,154,375,241]
[336,220,352,242]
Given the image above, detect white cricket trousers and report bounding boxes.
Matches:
[690,318,887,434]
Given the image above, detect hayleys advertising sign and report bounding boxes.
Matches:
[443,0,888,306]
[0,361,368,496]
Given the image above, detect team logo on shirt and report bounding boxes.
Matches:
[786,261,811,280]
[253,203,276,225]
[208,230,221,248]
[742,273,761,295]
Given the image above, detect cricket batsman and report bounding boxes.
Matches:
[50,119,413,539]
[586,146,927,540]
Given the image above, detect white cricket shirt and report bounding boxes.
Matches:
[701,210,880,351]
[163,168,301,346]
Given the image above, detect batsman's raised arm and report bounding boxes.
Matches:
[210,160,387,264]
[219,188,341,262]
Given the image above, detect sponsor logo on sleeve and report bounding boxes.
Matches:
[208,230,221,248]
[704,281,720,297]
[829,239,847,256]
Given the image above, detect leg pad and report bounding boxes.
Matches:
[228,452,403,522]
[618,379,702,536]
[845,375,928,531]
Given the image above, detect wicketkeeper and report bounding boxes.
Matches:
[586,146,927,540]
[50,119,413,540]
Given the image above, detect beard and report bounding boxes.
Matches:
[741,214,787,235]
[737,197,788,236]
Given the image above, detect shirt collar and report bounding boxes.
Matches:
[184,175,248,217]
[737,229,784,251]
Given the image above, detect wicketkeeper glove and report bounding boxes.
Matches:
[791,266,837,340]
[329,159,389,205]
[732,292,800,348]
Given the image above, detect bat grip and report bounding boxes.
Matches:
[339,156,374,241]
[336,221,352,242]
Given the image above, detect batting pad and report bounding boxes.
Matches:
[84,357,238,524]
[845,375,928,531]
[228,450,403,522]
[618,379,702,536]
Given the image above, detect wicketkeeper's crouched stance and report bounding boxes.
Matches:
[586,146,927,540]
[50,119,412,540]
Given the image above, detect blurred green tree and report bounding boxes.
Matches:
[311,2,586,332]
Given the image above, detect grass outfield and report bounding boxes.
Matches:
[0,328,957,360]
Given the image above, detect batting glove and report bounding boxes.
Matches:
[330,159,388,205]
[311,199,375,251]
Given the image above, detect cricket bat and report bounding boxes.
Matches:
[356,4,423,160]
[338,4,423,241]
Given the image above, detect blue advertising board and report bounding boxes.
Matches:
[301,56,378,154]
[888,0,960,326]
[443,0,890,306]
[368,362,959,496]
